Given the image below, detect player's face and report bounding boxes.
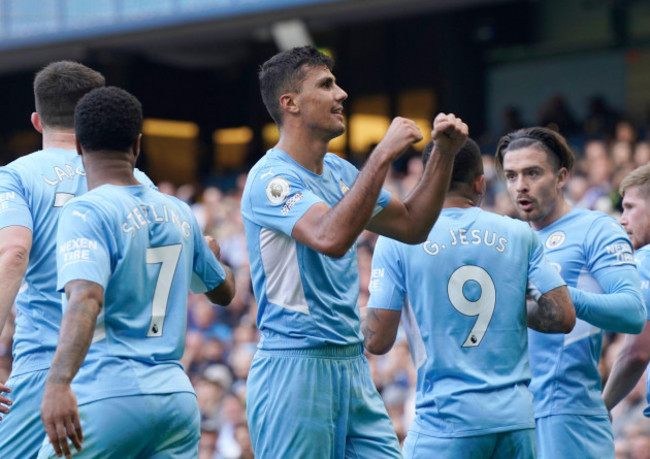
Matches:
[501,146,568,230]
[620,186,650,250]
[294,65,348,140]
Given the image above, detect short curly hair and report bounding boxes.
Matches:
[495,126,575,175]
[259,46,334,126]
[75,86,142,153]
[423,137,483,192]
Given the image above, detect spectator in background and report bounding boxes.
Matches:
[579,139,614,211]
[623,418,650,459]
[617,120,639,145]
[501,105,524,136]
[199,419,221,459]
[537,94,579,136]
[584,95,621,141]
[234,420,254,459]
[634,142,650,168]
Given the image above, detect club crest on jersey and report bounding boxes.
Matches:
[340,179,349,194]
[265,177,290,205]
[546,231,566,250]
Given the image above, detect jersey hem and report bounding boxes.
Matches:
[410,420,535,438]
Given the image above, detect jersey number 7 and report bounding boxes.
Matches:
[146,244,182,337]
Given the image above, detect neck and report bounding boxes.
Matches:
[443,192,478,209]
[42,128,76,150]
[530,198,572,231]
[83,153,139,191]
[275,125,333,174]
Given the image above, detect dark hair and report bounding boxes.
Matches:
[494,126,575,175]
[423,137,483,191]
[258,46,334,126]
[75,86,142,153]
[34,61,105,129]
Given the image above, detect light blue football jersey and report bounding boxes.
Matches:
[0,149,153,375]
[530,207,637,418]
[634,245,650,418]
[241,148,391,349]
[56,184,226,405]
[367,207,565,437]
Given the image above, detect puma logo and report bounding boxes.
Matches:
[72,210,90,222]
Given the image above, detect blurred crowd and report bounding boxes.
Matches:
[2,94,650,459]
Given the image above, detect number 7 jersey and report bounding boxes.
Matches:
[56,184,228,405]
[367,207,565,437]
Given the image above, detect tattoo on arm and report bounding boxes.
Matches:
[527,287,574,333]
[362,308,379,348]
[47,281,102,385]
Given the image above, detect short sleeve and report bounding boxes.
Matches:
[57,200,112,291]
[0,168,33,231]
[334,154,391,217]
[585,215,636,277]
[245,169,323,236]
[189,213,227,294]
[134,168,158,191]
[367,236,407,311]
[526,229,566,298]
[635,247,650,320]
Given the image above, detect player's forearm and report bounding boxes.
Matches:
[526,286,576,333]
[399,149,455,242]
[205,265,236,306]
[47,296,100,385]
[570,286,646,334]
[602,329,650,410]
[0,243,30,334]
[318,152,393,257]
[362,307,400,355]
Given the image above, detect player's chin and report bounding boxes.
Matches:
[329,124,346,139]
[516,208,535,221]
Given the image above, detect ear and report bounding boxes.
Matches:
[557,167,570,188]
[474,174,486,197]
[31,112,43,133]
[75,137,83,156]
[279,93,300,115]
[132,134,142,162]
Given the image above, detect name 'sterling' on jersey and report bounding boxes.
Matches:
[60,202,192,265]
[122,203,191,238]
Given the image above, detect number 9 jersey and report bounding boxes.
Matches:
[55,184,228,406]
[367,206,565,438]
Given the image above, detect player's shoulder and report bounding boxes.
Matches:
[567,206,615,224]
[2,148,78,175]
[152,189,193,215]
[324,152,356,174]
[637,244,650,257]
[246,149,296,184]
[576,208,626,237]
[374,234,402,254]
[635,245,650,265]
[63,184,113,211]
[243,149,308,205]
[134,167,156,189]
